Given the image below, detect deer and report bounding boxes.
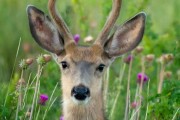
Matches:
[26,0,146,119]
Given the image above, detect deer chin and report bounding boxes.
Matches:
[71,96,90,105]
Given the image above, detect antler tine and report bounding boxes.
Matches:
[95,0,122,46]
[48,0,74,45]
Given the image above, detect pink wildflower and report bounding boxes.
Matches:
[39,94,48,105]
[124,55,133,64]
[73,34,80,44]
[137,73,149,84]
[60,115,64,120]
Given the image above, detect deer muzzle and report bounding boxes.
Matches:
[71,85,90,101]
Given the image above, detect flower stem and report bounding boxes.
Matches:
[15,69,24,120]
[43,82,59,119]
[145,79,150,120]
[172,108,180,120]
[35,106,41,120]
[29,65,42,120]
[42,97,58,120]
[109,63,126,119]
[130,106,141,120]
[22,73,32,109]
[19,70,24,109]
[124,56,133,120]
[136,56,145,120]
[158,62,165,94]
[130,86,139,118]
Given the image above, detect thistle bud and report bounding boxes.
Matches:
[164,71,172,78]
[25,58,33,65]
[145,54,155,62]
[19,58,33,69]
[134,46,143,54]
[37,54,52,66]
[124,55,133,64]
[158,54,174,64]
[164,54,174,62]
[43,54,52,62]
[84,35,94,43]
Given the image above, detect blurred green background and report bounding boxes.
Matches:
[0,0,180,119]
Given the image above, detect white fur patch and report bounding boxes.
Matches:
[71,96,90,105]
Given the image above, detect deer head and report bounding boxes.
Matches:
[27,0,146,119]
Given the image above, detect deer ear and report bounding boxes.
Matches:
[27,5,64,54]
[105,12,146,58]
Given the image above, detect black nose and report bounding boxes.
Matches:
[71,85,90,101]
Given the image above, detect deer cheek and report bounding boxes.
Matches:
[61,77,73,97]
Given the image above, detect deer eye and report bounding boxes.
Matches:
[96,64,105,72]
[60,61,69,69]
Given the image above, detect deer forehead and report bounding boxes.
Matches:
[61,42,106,63]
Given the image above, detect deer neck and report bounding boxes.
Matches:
[62,91,105,120]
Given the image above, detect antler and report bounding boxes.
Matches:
[95,0,122,46]
[48,0,74,45]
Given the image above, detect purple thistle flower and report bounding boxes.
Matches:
[39,94,48,105]
[73,34,80,44]
[124,55,133,64]
[137,73,149,84]
[60,115,64,120]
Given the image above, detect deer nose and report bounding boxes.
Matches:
[71,85,90,101]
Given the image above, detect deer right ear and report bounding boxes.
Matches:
[27,5,64,54]
[104,12,146,58]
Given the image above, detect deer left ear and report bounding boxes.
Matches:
[27,5,64,54]
[104,12,146,58]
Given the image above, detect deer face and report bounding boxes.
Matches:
[27,0,146,106]
[57,44,109,105]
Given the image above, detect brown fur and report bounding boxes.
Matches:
[65,42,105,62]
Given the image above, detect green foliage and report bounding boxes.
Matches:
[0,60,61,120]
[148,80,180,120]
[0,73,19,119]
